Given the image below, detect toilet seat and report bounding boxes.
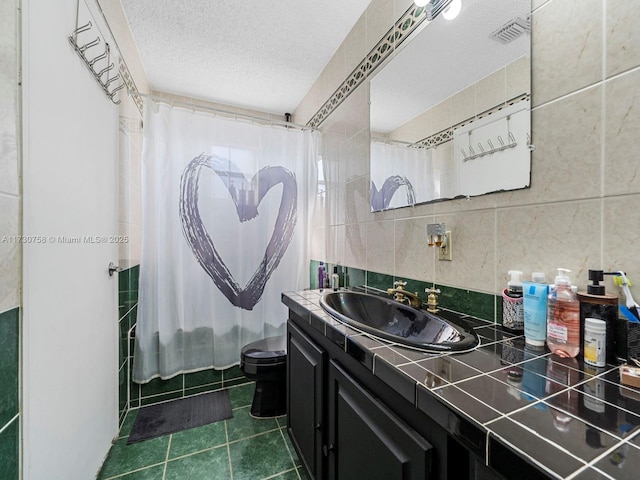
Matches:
[241,336,287,366]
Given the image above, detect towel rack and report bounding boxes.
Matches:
[68,0,126,105]
[460,132,518,162]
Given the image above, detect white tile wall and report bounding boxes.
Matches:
[294,0,640,304]
[0,0,20,314]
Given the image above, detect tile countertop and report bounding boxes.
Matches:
[282,288,640,480]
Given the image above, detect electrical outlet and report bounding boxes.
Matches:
[438,231,452,261]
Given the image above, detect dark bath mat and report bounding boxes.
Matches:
[127,389,232,444]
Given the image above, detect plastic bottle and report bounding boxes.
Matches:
[331,266,339,291]
[317,262,326,291]
[546,268,580,358]
[502,270,524,332]
[583,317,607,367]
[523,272,549,347]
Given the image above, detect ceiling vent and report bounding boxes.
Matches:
[490,16,530,44]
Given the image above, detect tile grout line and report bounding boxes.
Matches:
[165,442,228,463]
[228,426,282,446]
[161,434,172,480]
[104,463,166,480]
[486,425,583,480]
[0,413,19,435]
[278,422,299,476]
[225,417,234,480]
[261,467,299,480]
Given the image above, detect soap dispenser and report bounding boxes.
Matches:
[502,270,524,332]
[547,268,580,358]
[577,270,618,364]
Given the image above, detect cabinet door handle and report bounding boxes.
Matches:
[322,444,334,456]
[315,423,321,430]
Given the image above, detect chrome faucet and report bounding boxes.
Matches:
[387,280,422,308]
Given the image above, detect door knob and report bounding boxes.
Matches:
[108,262,122,276]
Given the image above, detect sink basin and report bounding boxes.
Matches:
[320,291,479,353]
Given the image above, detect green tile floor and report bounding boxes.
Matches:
[99,380,309,480]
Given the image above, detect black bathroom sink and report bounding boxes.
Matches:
[320,291,479,353]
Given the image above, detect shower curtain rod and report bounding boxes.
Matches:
[133,92,318,132]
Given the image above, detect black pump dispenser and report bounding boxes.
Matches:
[578,269,619,364]
[587,269,606,295]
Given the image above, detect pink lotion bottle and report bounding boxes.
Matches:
[546,268,581,358]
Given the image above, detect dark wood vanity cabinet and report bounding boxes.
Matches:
[327,360,432,479]
[287,321,326,479]
[287,320,433,480]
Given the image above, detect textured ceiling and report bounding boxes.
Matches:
[120,0,372,115]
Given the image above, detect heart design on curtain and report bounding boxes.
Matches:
[370,176,416,211]
[179,154,298,310]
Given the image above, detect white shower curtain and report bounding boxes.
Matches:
[133,101,318,382]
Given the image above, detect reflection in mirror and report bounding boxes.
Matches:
[370,0,531,212]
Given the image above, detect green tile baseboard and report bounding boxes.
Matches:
[131,367,252,409]
[310,260,498,322]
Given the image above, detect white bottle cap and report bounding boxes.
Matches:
[554,268,571,286]
[532,272,546,283]
[585,317,606,332]
[508,270,523,288]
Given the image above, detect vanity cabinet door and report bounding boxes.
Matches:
[287,321,326,480]
[327,360,433,480]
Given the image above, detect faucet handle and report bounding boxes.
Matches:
[425,287,441,313]
[394,280,407,289]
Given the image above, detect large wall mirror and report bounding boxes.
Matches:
[370,0,531,212]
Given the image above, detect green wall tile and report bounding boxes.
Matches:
[0,417,19,480]
[140,390,183,406]
[184,369,222,389]
[310,260,320,289]
[119,363,127,418]
[436,285,496,322]
[130,379,140,408]
[366,270,395,291]
[140,375,183,398]
[344,267,366,288]
[0,308,19,427]
[118,265,140,320]
[118,264,140,295]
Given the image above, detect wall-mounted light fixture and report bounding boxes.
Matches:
[426,223,446,247]
[414,0,455,21]
[426,223,453,261]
